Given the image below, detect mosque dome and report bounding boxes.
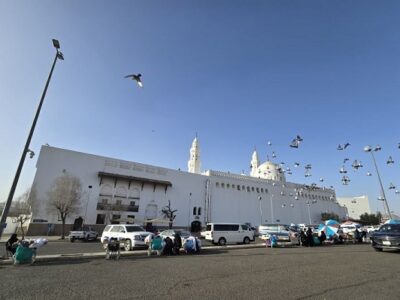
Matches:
[253,160,286,182]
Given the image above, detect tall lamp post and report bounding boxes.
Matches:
[84,185,93,224]
[364,145,392,219]
[0,39,64,239]
[258,196,263,225]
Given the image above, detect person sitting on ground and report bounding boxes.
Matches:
[162,236,174,255]
[6,234,19,255]
[148,235,163,256]
[173,232,182,255]
[183,236,196,254]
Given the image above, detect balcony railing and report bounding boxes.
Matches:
[96,203,139,212]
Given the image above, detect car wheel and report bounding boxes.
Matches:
[218,238,226,246]
[243,237,250,244]
[70,238,75,243]
[374,247,383,252]
[124,239,132,251]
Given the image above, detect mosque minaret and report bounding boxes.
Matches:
[188,136,201,174]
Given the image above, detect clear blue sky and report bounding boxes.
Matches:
[1,1,400,216]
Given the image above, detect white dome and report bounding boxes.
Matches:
[252,161,286,182]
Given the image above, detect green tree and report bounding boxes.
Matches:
[321,212,340,222]
[359,213,381,225]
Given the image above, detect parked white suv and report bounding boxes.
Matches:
[101,224,151,251]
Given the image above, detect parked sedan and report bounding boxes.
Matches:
[371,224,400,251]
[159,229,191,242]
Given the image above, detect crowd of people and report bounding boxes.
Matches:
[144,232,201,257]
[298,227,365,247]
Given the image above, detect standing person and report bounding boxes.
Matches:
[6,234,19,256]
[306,227,314,247]
[300,229,308,247]
[318,231,326,245]
[354,228,360,244]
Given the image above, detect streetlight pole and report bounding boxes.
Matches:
[258,196,263,225]
[306,201,312,225]
[84,185,92,225]
[0,39,64,239]
[364,145,392,219]
[188,192,192,231]
[270,194,274,223]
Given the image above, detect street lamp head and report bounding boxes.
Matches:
[52,39,61,49]
[57,51,64,60]
[364,145,372,152]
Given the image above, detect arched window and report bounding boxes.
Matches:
[129,187,140,199]
[193,207,197,215]
[100,184,112,196]
[198,207,202,215]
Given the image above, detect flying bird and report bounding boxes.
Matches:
[339,166,347,174]
[341,176,350,185]
[304,172,312,178]
[387,156,394,164]
[305,164,312,170]
[344,143,351,149]
[294,162,300,168]
[272,152,277,158]
[124,73,143,87]
[290,139,299,148]
[389,183,396,190]
[290,135,303,148]
[319,178,324,182]
[395,190,400,194]
[351,160,363,170]
[337,144,344,150]
[267,141,272,146]
[366,172,372,176]
[343,158,349,164]
[375,145,382,151]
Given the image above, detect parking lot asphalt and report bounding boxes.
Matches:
[0,238,266,264]
[0,244,399,300]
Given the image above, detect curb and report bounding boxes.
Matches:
[0,243,267,265]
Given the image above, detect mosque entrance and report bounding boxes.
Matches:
[191,221,202,233]
[73,217,83,230]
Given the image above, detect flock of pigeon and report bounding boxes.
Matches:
[125,73,399,195]
[262,135,399,194]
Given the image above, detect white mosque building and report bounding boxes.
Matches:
[27,137,347,235]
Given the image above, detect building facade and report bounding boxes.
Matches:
[28,139,347,234]
[336,196,371,220]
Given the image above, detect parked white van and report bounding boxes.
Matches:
[204,223,255,246]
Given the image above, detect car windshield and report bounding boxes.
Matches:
[379,224,400,233]
[126,226,145,232]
